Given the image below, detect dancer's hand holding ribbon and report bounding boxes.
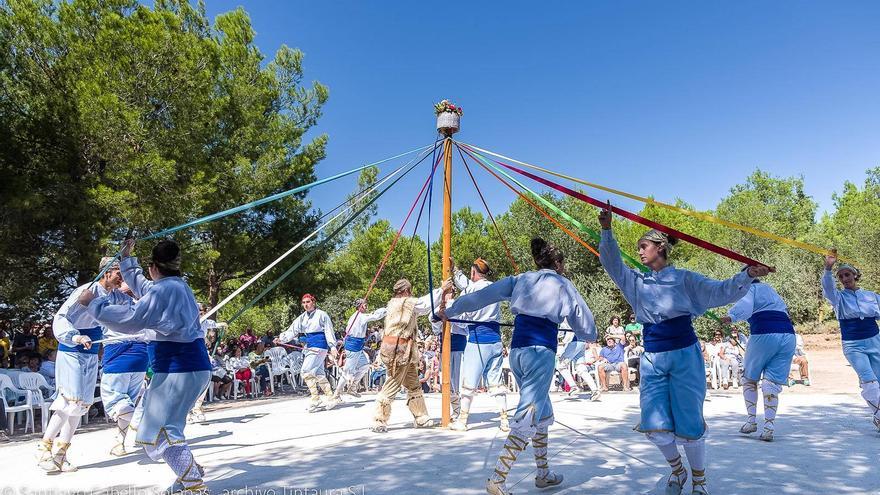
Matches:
[73,334,93,350]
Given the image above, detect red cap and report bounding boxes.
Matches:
[301,293,315,302]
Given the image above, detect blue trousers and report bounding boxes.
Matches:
[509,345,556,429]
[637,343,706,440]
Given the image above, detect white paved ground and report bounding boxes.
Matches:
[4,391,879,495]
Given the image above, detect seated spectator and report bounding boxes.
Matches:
[369,352,386,390]
[238,327,258,350]
[11,325,38,365]
[624,314,643,338]
[597,335,630,392]
[624,334,643,383]
[37,325,57,355]
[729,327,748,349]
[606,316,625,343]
[39,349,56,386]
[0,328,11,368]
[718,333,743,389]
[227,347,254,398]
[789,332,810,386]
[248,342,273,397]
[260,331,275,348]
[211,354,233,399]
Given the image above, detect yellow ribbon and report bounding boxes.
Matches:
[460,141,847,263]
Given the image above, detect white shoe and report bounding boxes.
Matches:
[759,429,774,442]
[485,478,511,495]
[664,471,688,495]
[499,416,510,432]
[535,471,563,488]
[370,424,387,433]
[692,482,710,494]
[413,418,434,429]
[873,416,880,432]
[307,402,322,413]
[590,390,601,402]
[449,420,468,432]
[40,453,77,473]
[739,422,757,434]
[323,397,340,411]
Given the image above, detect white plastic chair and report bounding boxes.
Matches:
[264,347,294,393]
[16,372,53,432]
[0,373,33,435]
[229,366,257,400]
[286,350,304,388]
[82,387,104,425]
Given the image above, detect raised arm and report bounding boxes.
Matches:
[119,257,154,299]
[87,286,171,335]
[413,288,445,316]
[364,307,387,322]
[727,285,756,323]
[452,269,470,291]
[821,269,839,309]
[445,276,515,318]
[598,230,639,308]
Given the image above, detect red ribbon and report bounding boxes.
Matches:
[499,161,771,269]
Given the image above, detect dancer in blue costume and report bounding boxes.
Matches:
[449,257,510,432]
[334,298,386,400]
[81,239,212,494]
[821,253,880,431]
[37,257,127,473]
[721,277,795,442]
[276,293,339,412]
[598,204,769,495]
[441,238,596,495]
[100,280,149,456]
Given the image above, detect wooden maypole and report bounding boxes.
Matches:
[436,100,461,427]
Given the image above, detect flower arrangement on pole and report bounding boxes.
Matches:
[434,99,464,116]
[435,99,462,136]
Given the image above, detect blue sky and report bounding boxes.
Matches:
[204,1,880,236]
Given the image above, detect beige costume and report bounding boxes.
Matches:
[373,287,442,430]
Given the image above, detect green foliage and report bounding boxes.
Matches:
[0,0,328,322]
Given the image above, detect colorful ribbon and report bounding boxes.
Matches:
[460,141,841,262]
[492,158,771,269]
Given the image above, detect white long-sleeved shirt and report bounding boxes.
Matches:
[345,308,387,339]
[431,298,468,337]
[53,281,130,347]
[278,308,336,346]
[86,257,204,343]
[728,282,790,322]
[599,230,753,324]
[821,270,880,320]
[445,270,596,342]
[453,271,501,323]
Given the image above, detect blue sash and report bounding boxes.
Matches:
[642,315,697,353]
[511,314,558,352]
[839,318,880,341]
[102,341,149,373]
[148,338,211,373]
[447,333,468,352]
[58,327,102,354]
[747,310,794,335]
[467,322,501,344]
[344,336,366,352]
[303,331,329,350]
